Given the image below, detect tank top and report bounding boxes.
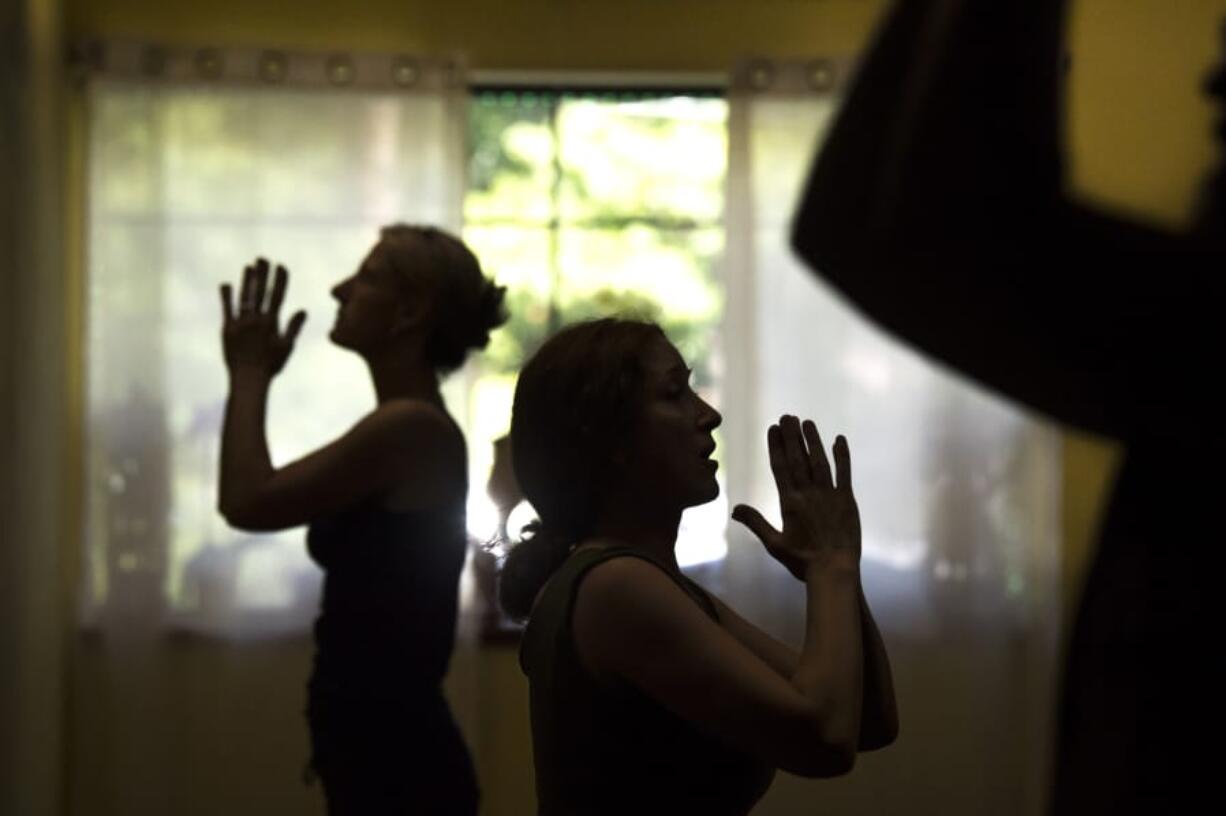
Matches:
[306,494,468,701]
[520,545,776,815]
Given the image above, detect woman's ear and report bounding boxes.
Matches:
[391,301,429,336]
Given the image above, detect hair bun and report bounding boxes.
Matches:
[497,519,574,621]
[381,222,507,373]
[472,281,509,344]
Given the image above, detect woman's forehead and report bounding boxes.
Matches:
[640,335,686,376]
[361,242,408,283]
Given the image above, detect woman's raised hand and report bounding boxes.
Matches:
[732,416,861,580]
[220,258,307,377]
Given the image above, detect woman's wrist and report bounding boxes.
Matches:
[804,555,860,584]
[228,365,274,388]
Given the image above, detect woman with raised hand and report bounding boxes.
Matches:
[792,2,1226,810]
[500,318,897,815]
[217,224,506,815]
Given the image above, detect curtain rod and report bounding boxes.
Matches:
[468,69,728,90]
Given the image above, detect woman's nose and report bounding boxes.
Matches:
[698,397,722,431]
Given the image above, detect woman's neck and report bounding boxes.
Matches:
[366,350,441,406]
[590,499,683,575]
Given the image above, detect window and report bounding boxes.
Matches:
[83,79,466,637]
[82,79,730,639]
[459,87,731,570]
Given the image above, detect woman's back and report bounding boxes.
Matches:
[305,483,479,815]
[522,545,775,815]
[308,492,468,698]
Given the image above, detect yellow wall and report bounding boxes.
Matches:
[1068,0,1222,229]
[60,0,1224,814]
[4,1,72,814]
[66,0,888,71]
[1060,0,1221,614]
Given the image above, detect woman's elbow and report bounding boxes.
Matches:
[779,714,859,778]
[219,506,253,531]
[859,719,900,752]
[784,741,857,779]
[218,501,270,532]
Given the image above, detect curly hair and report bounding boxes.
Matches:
[379,223,508,374]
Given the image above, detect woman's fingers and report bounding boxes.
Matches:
[238,264,255,314]
[220,284,234,323]
[252,258,270,314]
[232,259,287,320]
[284,310,307,345]
[766,424,790,492]
[731,504,781,549]
[833,435,853,493]
[768,416,847,495]
[779,415,810,486]
[802,419,834,490]
[268,264,288,320]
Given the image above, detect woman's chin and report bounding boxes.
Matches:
[687,479,721,507]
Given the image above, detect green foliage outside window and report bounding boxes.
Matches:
[463,91,728,384]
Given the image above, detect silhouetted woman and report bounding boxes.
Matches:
[500,318,897,815]
[217,225,506,815]
[792,1,1226,810]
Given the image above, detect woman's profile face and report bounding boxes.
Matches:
[618,337,723,511]
[328,240,418,353]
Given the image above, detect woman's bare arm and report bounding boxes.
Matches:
[574,555,863,778]
[856,588,898,750]
[219,393,460,531]
[705,593,798,679]
[217,259,461,531]
[573,418,868,776]
[706,586,897,751]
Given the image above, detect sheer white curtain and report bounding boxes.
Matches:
[719,60,1062,815]
[73,45,475,815]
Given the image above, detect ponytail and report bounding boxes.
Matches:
[498,521,575,621]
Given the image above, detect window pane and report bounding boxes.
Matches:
[85,83,465,634]
[557,96,727,224]
[461,91,731,577]
[91,87,161,216]
[465,93,557,225]
[460,225,554,374]
[88,89,458,223]
[555,226,724,381]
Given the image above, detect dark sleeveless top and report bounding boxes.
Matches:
[306,494,468,701]
[521,546,776,815]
